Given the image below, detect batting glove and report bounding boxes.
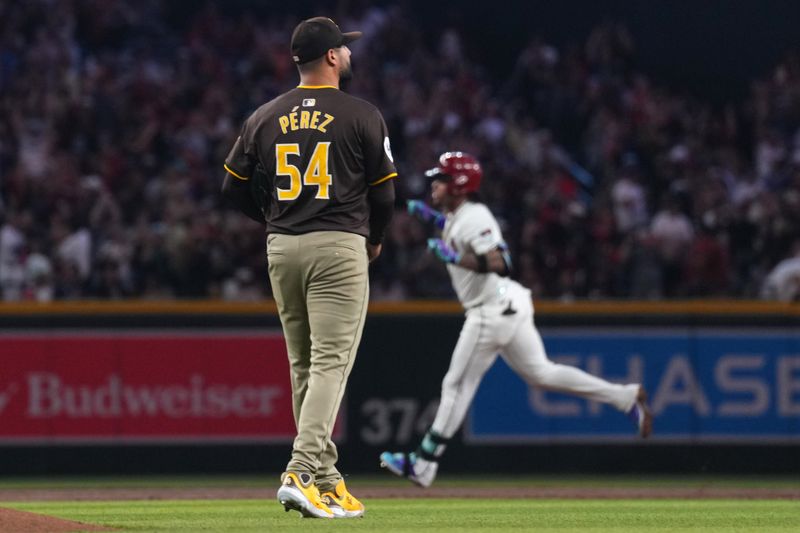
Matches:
[427,238,460,264]
[407,200,446,229]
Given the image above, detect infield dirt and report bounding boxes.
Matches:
[0,507,115,532]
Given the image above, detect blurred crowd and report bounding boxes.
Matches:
[2,0,800,302]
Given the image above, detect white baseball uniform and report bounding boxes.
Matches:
[429,201,640,439]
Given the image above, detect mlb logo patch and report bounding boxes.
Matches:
[302,98,316,107]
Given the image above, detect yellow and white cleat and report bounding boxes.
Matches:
[321,479,365,518]
[277,472,334,518]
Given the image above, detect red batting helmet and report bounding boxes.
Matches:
[425,152,483,195]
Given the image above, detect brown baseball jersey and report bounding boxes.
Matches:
[224,85,397,237]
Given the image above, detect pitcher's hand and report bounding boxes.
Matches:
[367,242,382,263]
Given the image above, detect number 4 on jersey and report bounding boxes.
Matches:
[275,142,332,201]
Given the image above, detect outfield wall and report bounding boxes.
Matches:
[0,301,798,475]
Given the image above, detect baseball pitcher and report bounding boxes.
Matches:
[222,17,396,518]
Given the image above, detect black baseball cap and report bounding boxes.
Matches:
[291,17,362,65]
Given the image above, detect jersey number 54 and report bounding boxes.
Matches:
[275,142,332,201]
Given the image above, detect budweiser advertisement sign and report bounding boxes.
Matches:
[0,331,342,444]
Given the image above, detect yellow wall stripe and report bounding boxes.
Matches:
[369,172,397,186]
[224,164,249,181]
[0,300,797,316]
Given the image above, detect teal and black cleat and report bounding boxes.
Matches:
[379,451,437,488]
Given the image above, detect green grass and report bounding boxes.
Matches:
[5,499,800,532]
[1,476,798,532]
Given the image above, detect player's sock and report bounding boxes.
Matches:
[415,429,449,462]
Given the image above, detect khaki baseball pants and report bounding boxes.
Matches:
[267,231,369,490]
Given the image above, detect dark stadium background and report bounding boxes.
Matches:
[1,0,798,476]
[160,0,800,101]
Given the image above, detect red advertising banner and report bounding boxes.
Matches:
[0,330,340,444]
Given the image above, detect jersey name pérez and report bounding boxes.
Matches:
[278,110,335,134]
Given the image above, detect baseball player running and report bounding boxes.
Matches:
[222,17,396,517]
[380,152,652,488]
